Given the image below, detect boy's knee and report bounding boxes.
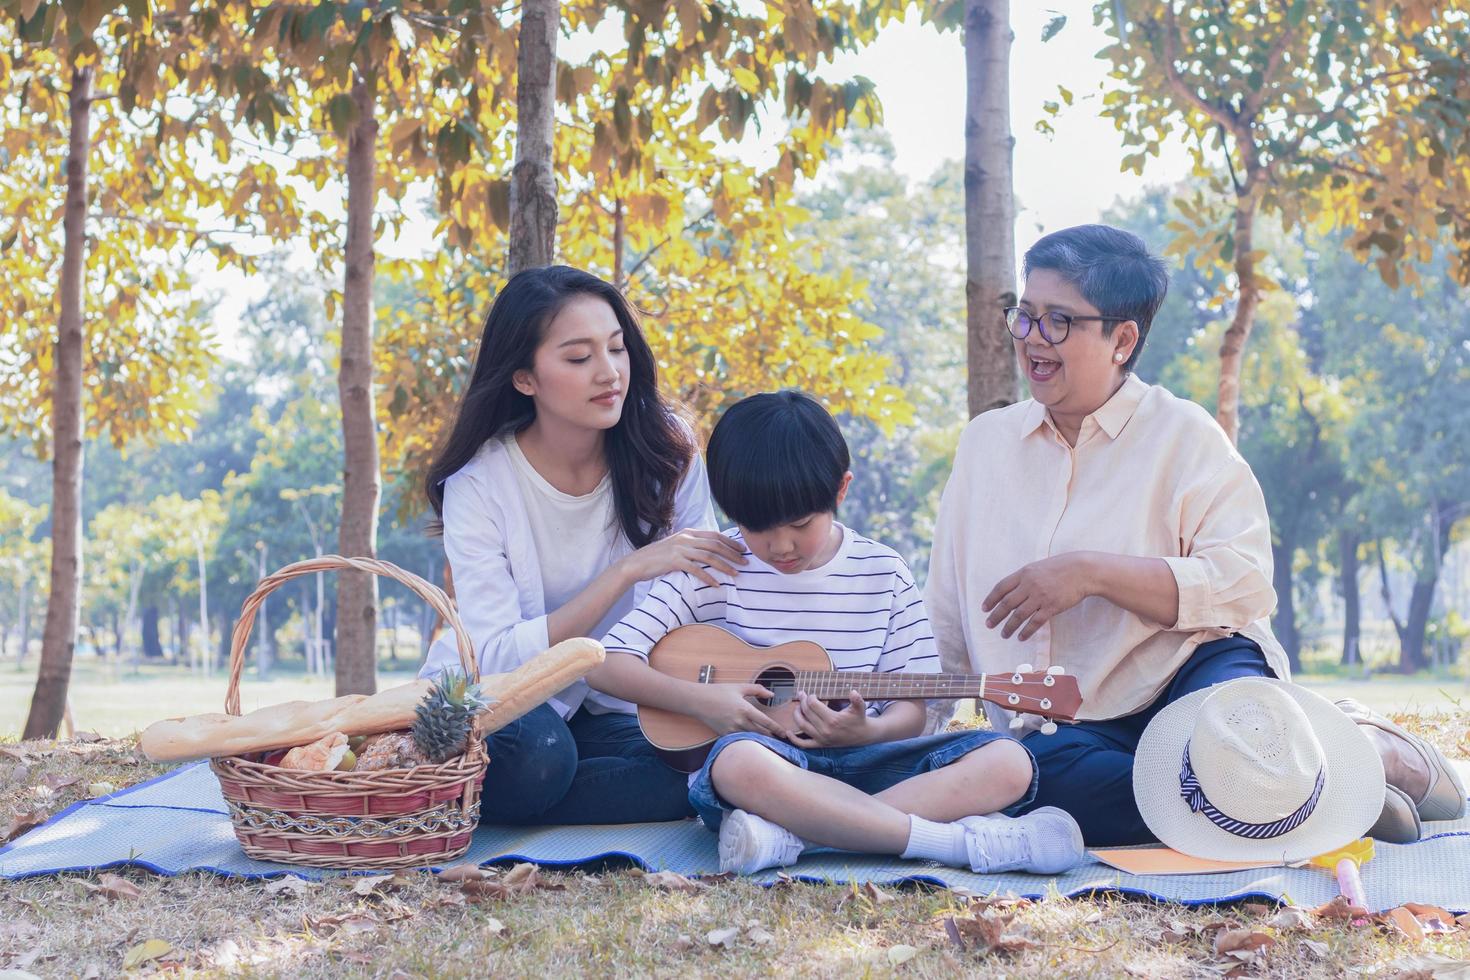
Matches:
[965,737,1033,803]
[709,739,783,793]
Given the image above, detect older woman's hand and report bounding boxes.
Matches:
[982,553,1097,640]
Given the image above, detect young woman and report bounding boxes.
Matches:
[421,265,747,824]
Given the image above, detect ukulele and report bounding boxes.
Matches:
[637,624,1084,772]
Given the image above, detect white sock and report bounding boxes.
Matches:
[900,814,968,866]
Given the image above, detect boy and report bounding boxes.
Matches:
[587,391,1084,875]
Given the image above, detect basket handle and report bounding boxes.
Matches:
[225,555,476,716]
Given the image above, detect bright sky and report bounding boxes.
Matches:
[203,3,1193,338]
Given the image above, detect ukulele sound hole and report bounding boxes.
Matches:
[754,666,797,706]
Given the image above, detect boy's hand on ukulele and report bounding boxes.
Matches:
[692,683,788,739]
[788,691,874,748]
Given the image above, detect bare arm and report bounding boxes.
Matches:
[1083,552,1181,628]
[983,550,1181,641]
[588,652,788,739]
[544,529,747,646]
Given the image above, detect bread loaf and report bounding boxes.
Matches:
[140,637,605,762]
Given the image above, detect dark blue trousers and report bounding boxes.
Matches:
[478,703,693,825]
[1019,634,1274,846]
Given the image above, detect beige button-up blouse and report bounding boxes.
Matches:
[925,373,1290,732]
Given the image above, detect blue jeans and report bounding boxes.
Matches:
[1020,634,1274,846]
[479,704,694,825]
[689,728,1035,833]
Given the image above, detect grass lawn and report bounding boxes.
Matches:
[3,659,1470,976]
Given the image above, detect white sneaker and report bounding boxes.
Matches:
[960,807,1085,875]
[718,809,805,874]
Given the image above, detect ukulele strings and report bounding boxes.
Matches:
[785,672,1072,714]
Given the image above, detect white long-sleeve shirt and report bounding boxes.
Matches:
[924,373,1289,733]
[419,427,717,717]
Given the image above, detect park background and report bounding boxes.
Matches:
[4,2,1470,977]
[3,0,1467,739]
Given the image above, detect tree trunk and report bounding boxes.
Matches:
[962,0,1018,420]
[1397,503,1456,674]
[506,0,560,275]
[255,543,271,677]
[612,196,625,289]
[1271,534,1300,674]
[16,575,30,667]
[141,605,163,658]
[16,573,30,667]
[335,71,381,698]
[174,601,189,663]
[1214,191,1262,446]
[23,67,93,741]
[1339,530,1361,667]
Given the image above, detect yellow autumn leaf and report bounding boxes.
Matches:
[122,939,173,970]
[730,66,761,94]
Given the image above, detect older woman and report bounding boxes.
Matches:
[926,224,1465,846]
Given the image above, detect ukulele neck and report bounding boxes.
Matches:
[791,672,986,701]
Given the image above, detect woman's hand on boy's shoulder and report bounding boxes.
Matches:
[788,691,880,748]
[618,528,748,588]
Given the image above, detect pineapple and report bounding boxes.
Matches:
[410,670,490,764]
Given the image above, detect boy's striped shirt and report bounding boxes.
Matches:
[603,524,939,713]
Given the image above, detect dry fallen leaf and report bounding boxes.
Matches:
[1403,903,1458,933]
[1382,953,1470,979]
[746,926,775,945]
[461,863,561,902]
[349,874,398,897]
[0,745,30,762]
[120,938,172,970]
[436,863,486,883]
[42,774,80,791]
[3,808,50,844]
[1266,907,1314,931]
[888,944,921,966]
[0,921,40,942]
[673,934,694,952]
[640,870,708,893]
[707,926,741,948]
[483,917,506,936]
[85,873,141,901]
[1381,907,1427,944]
[308,913,381,937]
[86,782,117,798]
[1312,895,1368,922]
[263,877,316,898]
[1301,939,1330,959]
[943,911,1036,955]
[1214,929,1276,957]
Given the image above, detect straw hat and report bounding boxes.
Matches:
[1133,678,1385,862]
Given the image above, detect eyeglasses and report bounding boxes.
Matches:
[1004,307,1130,345]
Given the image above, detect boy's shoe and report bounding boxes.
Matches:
[960,807,1085,875]
[718,809,805,874]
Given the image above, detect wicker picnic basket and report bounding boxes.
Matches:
[209,555,487,870]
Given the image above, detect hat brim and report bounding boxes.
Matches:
[1133,678,1386,862]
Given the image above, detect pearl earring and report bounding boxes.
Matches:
[1114,353,1124,363]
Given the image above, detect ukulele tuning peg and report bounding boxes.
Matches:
[1046,665,1066,675]
[1009,715,1025,730]
[1040,721,1058,736]
[1016,663,1034,673]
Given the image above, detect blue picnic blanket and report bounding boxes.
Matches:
[4,761,1469,911]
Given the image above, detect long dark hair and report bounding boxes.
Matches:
[426,265,693,549]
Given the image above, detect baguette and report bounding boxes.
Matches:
[140,637,605,762]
